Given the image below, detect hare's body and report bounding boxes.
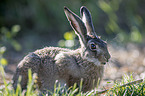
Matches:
[13,6,111,95]
[13,47,103,92]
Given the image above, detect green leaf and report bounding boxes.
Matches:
[11,40,22,51]
[0,58,8,66]
[11,25,21,36]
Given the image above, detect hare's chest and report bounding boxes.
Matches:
[78,58,103,74]
[81,63,104,80]
[67,66,103,92]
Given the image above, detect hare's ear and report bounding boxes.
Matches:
[64,6,87,46]
[80,6,97,37]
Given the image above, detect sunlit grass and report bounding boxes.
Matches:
[106,74,145,96]
[0,65,38,96]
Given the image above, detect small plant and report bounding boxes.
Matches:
[0,67,38,96]
[0,25,21,51]
[0,46,7,66]
[106,74,145,96]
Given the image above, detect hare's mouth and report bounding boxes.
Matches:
[99,56,109,65]
[101,62,106,65]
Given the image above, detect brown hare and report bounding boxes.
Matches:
[13,6,111,95]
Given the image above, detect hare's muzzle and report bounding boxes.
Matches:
[99,52,111,65]
[104,52,111,62]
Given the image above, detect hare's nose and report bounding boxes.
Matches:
[105,53,111,62]
[106,59,109,62]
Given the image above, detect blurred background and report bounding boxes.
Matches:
[0,0,145,87]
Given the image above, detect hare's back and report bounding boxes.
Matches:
[33,47,70,73]
[34,47,70,59]
[17,47,70,73]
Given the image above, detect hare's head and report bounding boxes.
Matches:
[64,6,111,65]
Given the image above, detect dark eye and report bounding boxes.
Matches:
[90,44,96,50]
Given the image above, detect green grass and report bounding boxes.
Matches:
[106,74,145,96]
[0,64,144,96]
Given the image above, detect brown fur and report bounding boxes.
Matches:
[13,47,103,93]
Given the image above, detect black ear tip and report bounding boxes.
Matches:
[80,6,87,11]
[64,6,68,11]
[81,6,86,9]
[64,6,72,13]
[80,6,89,16]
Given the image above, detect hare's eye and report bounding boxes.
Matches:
[90,44,96,50]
